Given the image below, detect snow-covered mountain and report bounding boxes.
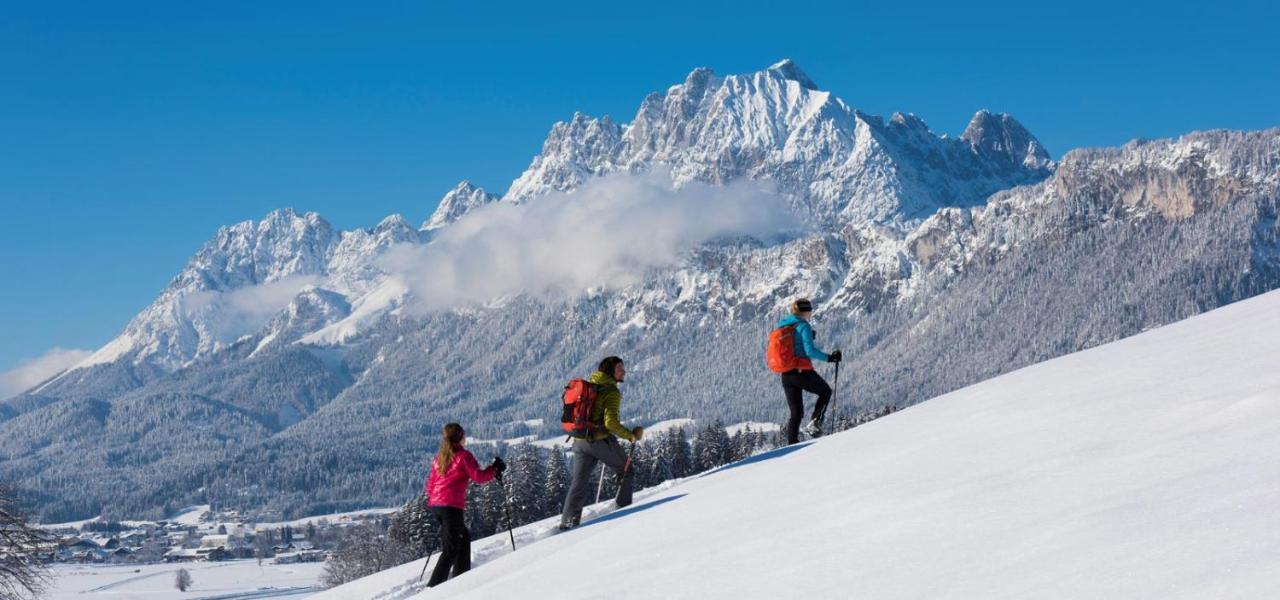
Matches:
[69,208,340,372]
[421,181,500,231]
[318,287,1280,600]
[505,59,1052,226]
[4,60,1278,523]
[38,59,1057,383]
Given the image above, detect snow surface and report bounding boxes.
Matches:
[321,289,1280,599]
[637,418,695,436]
[171,505,213,526]
[253,508,398,531]
[299,277,408,347]
[723,421,781,436]
[476,419,766,450]
[45,560,323,600]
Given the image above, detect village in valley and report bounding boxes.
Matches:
[37,505,392,567]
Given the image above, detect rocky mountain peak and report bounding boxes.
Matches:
[961,109,1053,171]
[424,181,501,229]
[766,58,818,90]
[509,61,1053,226]
[374,213,412,233]
[683,66,716,89]
[187,208,338,293]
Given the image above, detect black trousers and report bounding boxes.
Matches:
[428,506,471,587]
[781,369,832,444]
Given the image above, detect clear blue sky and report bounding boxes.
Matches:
[2,0,1277,371]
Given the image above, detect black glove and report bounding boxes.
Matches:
[491,457,507,475]
[827,350,843,363]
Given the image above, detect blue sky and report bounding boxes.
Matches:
[1,0,1277,375]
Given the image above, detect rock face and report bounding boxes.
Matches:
[421,181,500,230]
[5,60,1279,523]
[505,59,1053,227]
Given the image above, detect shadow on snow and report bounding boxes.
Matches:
[699,440,814,478]
[572,442,812,532]
[578,494,688,529]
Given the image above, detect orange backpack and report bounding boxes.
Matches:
[766,325,802,373]
[561,379,602,438]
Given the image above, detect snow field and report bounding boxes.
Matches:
[324,288,1280,599]
[45,559,324,600]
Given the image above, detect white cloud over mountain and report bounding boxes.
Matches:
[385,170,797,312]
[0,347,93,399]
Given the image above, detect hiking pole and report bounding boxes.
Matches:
[417,547,433,581]
[596,442,638,504]
[594,463,607,504]
[498,472,517,551]
[622,441,637,477]
[826,359,840,436]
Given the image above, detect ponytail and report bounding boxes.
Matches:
[435,423,465,475]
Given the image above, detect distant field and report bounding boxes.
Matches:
[47,559,324,600]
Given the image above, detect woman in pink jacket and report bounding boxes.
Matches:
[424,422,505,587]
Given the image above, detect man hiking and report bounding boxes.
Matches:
[559,356,644,531]
[768,298,842,444]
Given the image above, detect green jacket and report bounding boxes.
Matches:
[587,370,636,442]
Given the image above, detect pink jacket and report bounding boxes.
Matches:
[424,445,496,509]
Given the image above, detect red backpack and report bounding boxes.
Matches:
[561,379,602,438]
[766,325,802,373]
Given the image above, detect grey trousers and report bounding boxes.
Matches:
[560,436,634,527]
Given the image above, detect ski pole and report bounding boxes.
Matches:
[594,463,607,504]
[498,472,517,551]
[501,494,517,551]
[826,359,840,436]
[417,495,437,582]
[622,441,637,477]
[597,442,637,503]
[417,548,433,581]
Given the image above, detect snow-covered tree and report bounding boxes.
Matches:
[175,568,192,592]
[693,421,732,473]
[629,440,661,488]
[388,494,436,557]
[655,428,692,480]
[543,448,569,515]
[321,523,417,588]
[507,444,546,524]
[0,485,52,600]
[465,477,509,540]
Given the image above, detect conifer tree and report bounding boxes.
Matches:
[543,448,569,516]
[507,444,546,523]
[657,427,692,479]
[693,421,732,473]
[388,494,436,557]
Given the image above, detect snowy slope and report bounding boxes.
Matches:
[321,288,1280,599]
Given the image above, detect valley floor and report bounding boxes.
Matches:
[45,560,324,600]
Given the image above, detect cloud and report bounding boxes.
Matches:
[385,170,797,312]
[0,347,94,399]
[182,275,323,345]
